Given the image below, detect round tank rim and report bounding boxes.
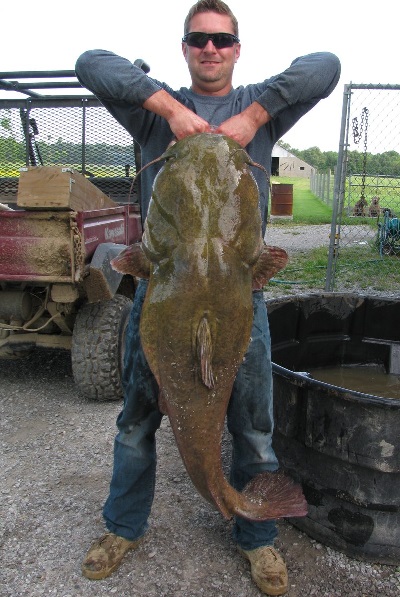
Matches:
[272,362,400,408]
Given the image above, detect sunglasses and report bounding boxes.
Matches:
[182,32,240,49]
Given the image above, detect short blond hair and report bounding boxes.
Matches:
[184,0,239,37]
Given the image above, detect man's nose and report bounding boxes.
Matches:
[203,39,217,51]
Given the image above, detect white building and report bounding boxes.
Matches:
[271,143,315,178]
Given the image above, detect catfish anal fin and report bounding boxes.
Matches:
[196,316,215,389]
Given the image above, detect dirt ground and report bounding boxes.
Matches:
[1,347,399,597]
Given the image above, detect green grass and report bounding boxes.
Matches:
[269,244,400,294]
[334,247,400,291]
[269,246,329,292]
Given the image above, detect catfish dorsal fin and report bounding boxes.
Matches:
[196,316,215,389]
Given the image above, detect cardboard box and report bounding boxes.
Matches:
[17,166,117,211]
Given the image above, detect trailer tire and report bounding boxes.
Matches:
[71,295,132,401]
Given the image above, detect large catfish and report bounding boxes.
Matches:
[111,133,307,521]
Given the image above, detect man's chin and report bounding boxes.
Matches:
[197,69,224,83]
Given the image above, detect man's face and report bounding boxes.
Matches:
[182,11,240,96]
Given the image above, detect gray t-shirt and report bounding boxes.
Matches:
[75,50,340,235]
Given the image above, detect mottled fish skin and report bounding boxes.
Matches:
[111,133,306,521]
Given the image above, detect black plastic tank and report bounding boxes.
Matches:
[266,293,400,565]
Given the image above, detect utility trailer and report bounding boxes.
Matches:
[0,67,147,400]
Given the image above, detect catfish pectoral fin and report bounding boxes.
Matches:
[252,245,288,290]
[110,243,151,278]
[240,470,308,520]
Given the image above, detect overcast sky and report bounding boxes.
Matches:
[1,0,396,151]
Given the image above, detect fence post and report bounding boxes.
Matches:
[326,169,331,205]
[326,83,351,291]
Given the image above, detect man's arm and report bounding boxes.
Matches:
[256,52,341,121]
[255,52,341,142]
[75,50,163,107]
[217,52,341,147]
[75,50,210,141]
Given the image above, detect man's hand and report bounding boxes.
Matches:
[143,89,211,139]
[168,106,212,140]
[143,91,271,146]
[215,102,271,147]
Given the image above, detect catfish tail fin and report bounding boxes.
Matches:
[240,470,307,519]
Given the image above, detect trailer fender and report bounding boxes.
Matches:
[84,242,127,303]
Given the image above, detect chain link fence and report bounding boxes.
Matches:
[326,84,400,292]
[310,169,335,206]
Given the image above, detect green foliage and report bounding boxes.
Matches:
[0,116,12,132]
[0,137,25,166]
[295,146,326,170]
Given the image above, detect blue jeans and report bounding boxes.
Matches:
[103,280,278,550]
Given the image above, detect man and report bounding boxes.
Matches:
[75,1,340,594]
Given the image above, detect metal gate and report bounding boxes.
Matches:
[326,83,400,292]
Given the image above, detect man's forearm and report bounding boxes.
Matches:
[143,89,185,121]
[242,101,272,129]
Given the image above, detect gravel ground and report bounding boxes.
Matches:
[265,222,377,254]
[1,224,400,597]
[266,222,333,252]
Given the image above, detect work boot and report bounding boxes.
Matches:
[238,545,288,596]
[82,532,142,580]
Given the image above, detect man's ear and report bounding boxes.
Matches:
[182,42,188,62]
[235,43,241,63]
